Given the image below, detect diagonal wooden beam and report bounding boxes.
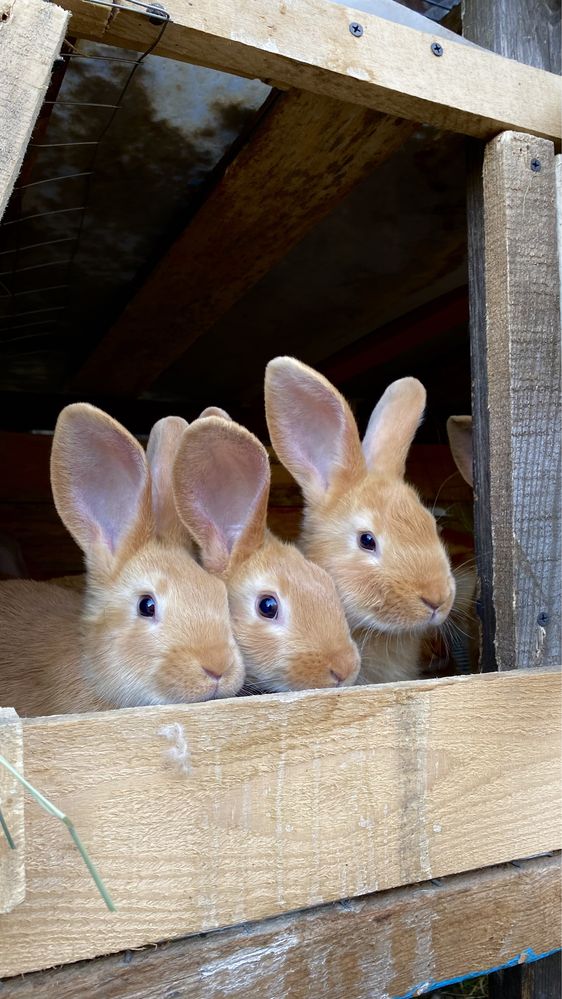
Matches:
[70,91,416,396]
[57,0,561,141]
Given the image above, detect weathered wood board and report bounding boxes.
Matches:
[481,133,561,670]
[0,709,25,913]
[56,0,562,141]
[0,0,68,220]
[0,670,559,976]
[2,854,560,996]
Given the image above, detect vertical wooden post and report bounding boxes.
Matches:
[463,0,562,673]
[464,0,562,994]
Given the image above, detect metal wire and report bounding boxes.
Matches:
[0,237,75,256]
[14,172,93,192]
[0,3,170,350]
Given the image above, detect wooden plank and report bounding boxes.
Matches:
[0,709,25,913]
[0,0,69,220]
[1,855,560,997]
[479,132,561,670]
[70,92,415,396]
[0,670,560,976]
[465,0,561,677]
[57,0,562,142]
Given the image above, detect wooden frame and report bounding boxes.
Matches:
[0,670,561,978]
[0,0,561,994]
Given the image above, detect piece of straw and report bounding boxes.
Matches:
[0,805,16,849]
[0,753,115,911]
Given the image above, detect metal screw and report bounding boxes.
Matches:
[531,158,542,172]
[431,41,444,56]
[349,21,363,37]
[146,2,167,24]
[537,611,548,626]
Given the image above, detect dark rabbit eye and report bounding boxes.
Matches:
[359,532,377,552]
[138,594,156,618]
[257,594,279,620]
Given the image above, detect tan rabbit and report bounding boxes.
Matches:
[265,358,456,684]
[172,416,360,693]
[0,405,244,716]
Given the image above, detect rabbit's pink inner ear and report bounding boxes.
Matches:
[51,405,150,559]
[362,377,426,480]
[174,419,269,576]
[265,358,364,502]
[447,415,473,487]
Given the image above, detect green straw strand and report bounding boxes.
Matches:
[0,805,16,849]
[0,753,115,911]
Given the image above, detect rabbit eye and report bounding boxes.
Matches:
[257,594,279,620]
[138,594,156,618]
[358,532,377,552]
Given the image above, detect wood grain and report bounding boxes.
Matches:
[57,0,562,142]
[1,854,560,996]
[0,709,25,913]
[0,670,559,976]
[481,133,561,669]
[0,0,68,219]
[70,92,414,396]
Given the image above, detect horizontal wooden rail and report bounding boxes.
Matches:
[0,670,560,976]
[58,0,561,141]
[2,854,560,996]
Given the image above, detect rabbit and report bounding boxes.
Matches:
[0,404,244,716]
[264,357,456,684]
[172,415,361,693]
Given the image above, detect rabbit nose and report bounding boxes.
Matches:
[202,667,223,681]
[329,648,360,685]
[420,596,441,612]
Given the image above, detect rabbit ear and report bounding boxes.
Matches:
[265,357,365,504]
[51,404,151,570]
[198,406,232,421]
[174,417,270,576]
[146,416,191,542]
[361,378,426,479]
[447,415,473,487]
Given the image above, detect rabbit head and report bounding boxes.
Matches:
[173,416,360,692]
[51,404,244,707]
[265,358,455,636]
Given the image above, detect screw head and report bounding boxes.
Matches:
[537,611,549,626]
[146,2,167,24]
[349,21,363,37]
[431,41,444,56]
[531,158,542,172]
